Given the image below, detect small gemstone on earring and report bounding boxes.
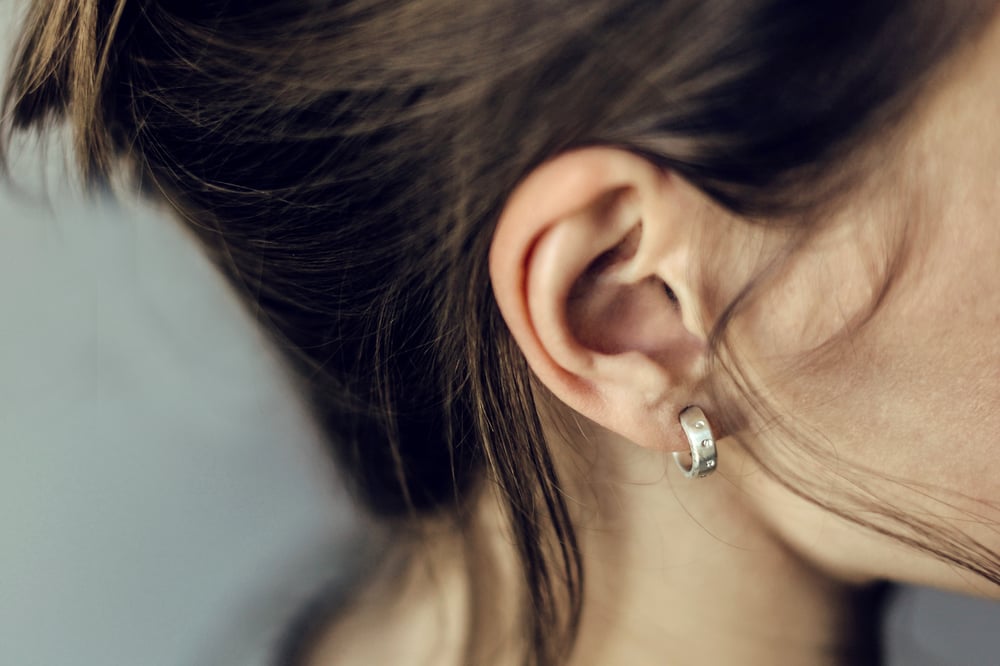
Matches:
[694,420,705,429]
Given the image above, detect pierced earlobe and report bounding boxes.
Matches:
[673,406,718,479]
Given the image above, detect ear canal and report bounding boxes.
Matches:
[663,282,680,305]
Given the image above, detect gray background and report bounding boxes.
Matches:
[2,2,999,664]
[0,167,369,666]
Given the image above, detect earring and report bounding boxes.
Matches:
[672,406,718,479]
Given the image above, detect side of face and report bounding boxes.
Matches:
[488,13,1000,596]
[729,24,1000,592]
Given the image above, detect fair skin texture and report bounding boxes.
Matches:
[313,10,1000,666]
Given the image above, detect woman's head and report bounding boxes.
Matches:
[5,0,1000,663]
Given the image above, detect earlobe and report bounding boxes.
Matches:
[489,147,710,450]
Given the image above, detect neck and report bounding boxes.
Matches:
[315,425,887,666]
[545,428,884,666]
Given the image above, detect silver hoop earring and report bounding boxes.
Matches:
[673,406,718,479]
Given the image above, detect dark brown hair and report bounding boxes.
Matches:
[3,1,997,663]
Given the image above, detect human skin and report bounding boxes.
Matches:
[717,13,1000,595]
[312,9,1000,666]
[485,8,1000,666]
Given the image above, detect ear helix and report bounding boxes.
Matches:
[673,406,718,479]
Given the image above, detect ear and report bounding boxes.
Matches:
[489,147,712,452]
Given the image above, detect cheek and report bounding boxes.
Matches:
[725,202,1000,593]
[870,202,1000,507]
